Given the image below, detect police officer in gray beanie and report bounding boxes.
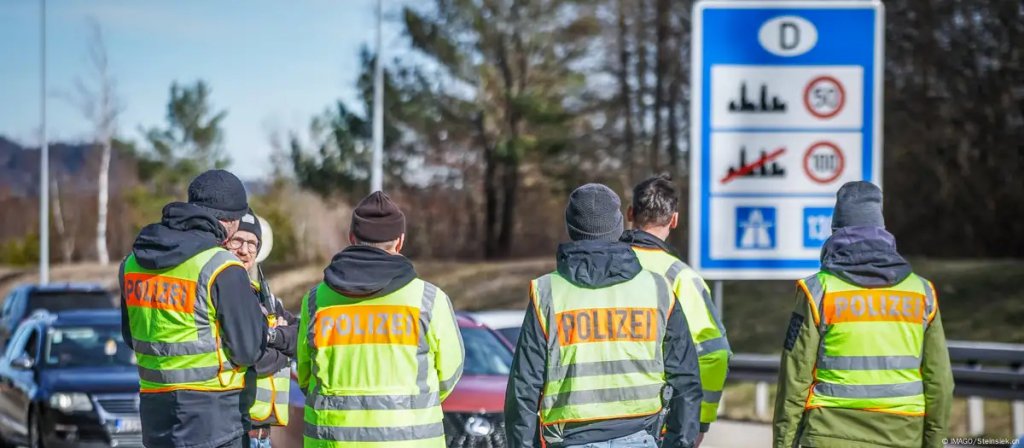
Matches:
[773,181,953,448]
[507,183,704,448]
[120,169,278,448]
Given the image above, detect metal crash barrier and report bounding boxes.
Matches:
[728,340,1024,436]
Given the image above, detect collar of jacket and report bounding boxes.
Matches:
[322,245,418,299]
[619,229,682,259]
[556,240,643,288]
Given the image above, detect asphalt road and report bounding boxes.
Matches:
[703,420,773,448]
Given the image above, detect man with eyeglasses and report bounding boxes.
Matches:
[224,210,297,448]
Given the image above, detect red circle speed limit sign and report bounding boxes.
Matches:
[803,76,845,119]
[803,141,845,184]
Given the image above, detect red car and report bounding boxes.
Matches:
[277,313,514,448]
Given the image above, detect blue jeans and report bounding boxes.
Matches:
[249,437,272,448]
[565,430,657,448]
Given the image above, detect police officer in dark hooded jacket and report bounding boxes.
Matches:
[505,184,703,448]
[119,170,288,448]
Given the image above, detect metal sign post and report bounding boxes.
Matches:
[690,0,884,280]
[39,0,49,284]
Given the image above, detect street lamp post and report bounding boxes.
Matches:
[370,0,384,193]
[39,0,49,284]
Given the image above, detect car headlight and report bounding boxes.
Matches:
[49,392,93,412]
[463,415,494,437]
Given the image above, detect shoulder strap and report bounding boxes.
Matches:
[797,273,825,327]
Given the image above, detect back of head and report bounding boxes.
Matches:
[351,191,407,251]
[631,174,678,229]
[188,169,249,221]
[565,183,624,242]
[832,181,884,230]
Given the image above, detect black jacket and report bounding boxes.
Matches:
[505,240,702,448]
[119,202,268,448]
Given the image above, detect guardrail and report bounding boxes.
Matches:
[728,340,1024,436]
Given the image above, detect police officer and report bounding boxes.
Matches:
[297,191,465,448]
[223,210,297,447]
[620,175,730,442]
[773,181,953,448]
[505,183,703,448]
[120,170,287,448]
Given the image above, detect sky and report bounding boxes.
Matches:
[0,0,410,179]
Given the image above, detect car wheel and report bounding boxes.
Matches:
[27,407,43,448]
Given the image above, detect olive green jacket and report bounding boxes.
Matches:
[772,283,954,448]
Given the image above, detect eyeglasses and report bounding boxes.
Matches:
[226,238,259,253]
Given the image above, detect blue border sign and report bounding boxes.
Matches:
[689,0,884,280]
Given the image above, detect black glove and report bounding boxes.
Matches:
[269,324,298,357]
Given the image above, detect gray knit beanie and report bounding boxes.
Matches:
[565,183,625,242]
[832,181,884,230]
[188,169,249,221]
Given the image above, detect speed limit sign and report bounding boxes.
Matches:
[803,75,846,119]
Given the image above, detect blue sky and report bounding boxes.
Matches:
[0,0,410,179]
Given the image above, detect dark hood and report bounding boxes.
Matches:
[556,240,643,288]
[323,245,417,298]
[821,226,912,288]
[132,202,226,270]
[619,229,682,259]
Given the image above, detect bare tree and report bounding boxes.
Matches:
[64,20,122,265]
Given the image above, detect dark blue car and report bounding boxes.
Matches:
[0,309,140,448]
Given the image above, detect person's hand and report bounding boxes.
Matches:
[695,432,705,448]
[269,324,298,352]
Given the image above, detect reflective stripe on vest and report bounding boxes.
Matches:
[801,272,936,416]
[122,248,245,392]
[251,367,291,426]
[533,270,671,444]
[302,280,446,447]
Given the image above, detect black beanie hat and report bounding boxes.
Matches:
[237,209,262,244]
[832,181,885,230]
[565,183,625,242]
[351,191,406,243]
[188,169,249,221]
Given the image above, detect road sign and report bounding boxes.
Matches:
[690,0,884,279]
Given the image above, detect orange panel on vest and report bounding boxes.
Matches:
[313,305,419,347]
[556,307,657,345]
[823,291,925,324]
[123,273,197,313]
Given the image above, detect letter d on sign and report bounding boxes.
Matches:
[759,16,817,57]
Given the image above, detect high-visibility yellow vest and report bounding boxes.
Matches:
[248,280,292,427]
[251,368,291,426]
[632,247,731,424]
[302,279,447,448]
[799,272,937,416]
[121,247,246,393]
[531,270,673,444]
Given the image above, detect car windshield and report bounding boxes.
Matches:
[462,327,512,376]
[29,292,116,314]
[497,327,520,346]
[45,325,134,368]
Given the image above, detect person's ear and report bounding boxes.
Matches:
[670,212,679,230]
[395,234,406,253]
[626,206,635,224]
[349,232,356,245]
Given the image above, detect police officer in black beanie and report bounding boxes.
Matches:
[119,170,278,448]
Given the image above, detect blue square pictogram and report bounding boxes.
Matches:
[803,207,833,248]
[735,207,776,250]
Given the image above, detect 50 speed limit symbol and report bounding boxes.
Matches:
[804,76,845,119]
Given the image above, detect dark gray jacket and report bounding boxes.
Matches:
[119,202,268,448]
[505,240,702,448]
